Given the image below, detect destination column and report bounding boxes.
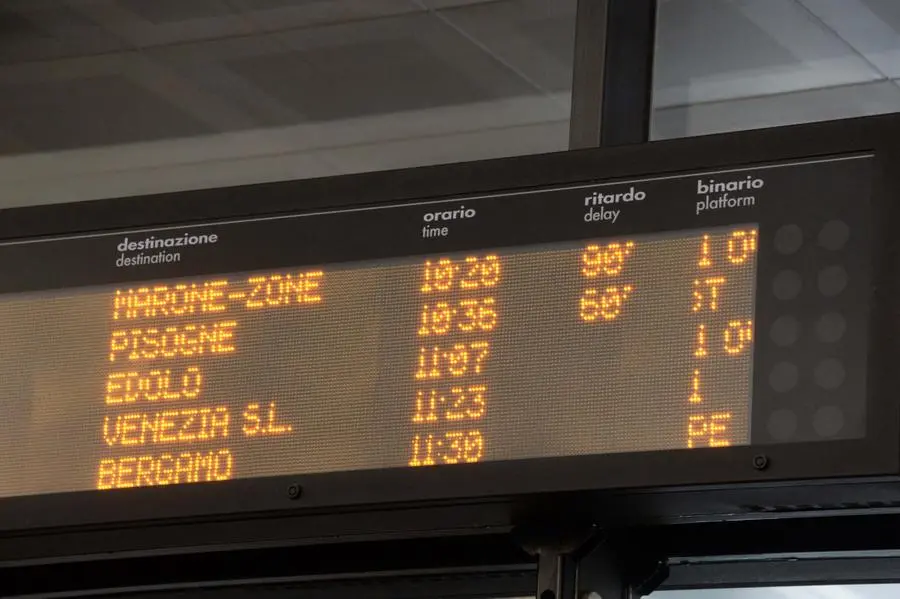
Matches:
[94,272,322,489]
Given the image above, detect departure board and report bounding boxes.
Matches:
[0,155,873,499]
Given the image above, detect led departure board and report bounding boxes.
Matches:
[0,154,873,499]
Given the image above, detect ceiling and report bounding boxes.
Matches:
[0,0,897,207]
[653,0,900,138]
[0,0,575,153]
[0,0,575,206]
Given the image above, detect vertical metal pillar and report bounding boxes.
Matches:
[569,0,658,149]
[574,536,668,599]
[517,525,668,599]
[540,4,664,591]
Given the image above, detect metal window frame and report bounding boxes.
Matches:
[569,0,658,149]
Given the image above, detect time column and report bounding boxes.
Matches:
[407,254,502,467]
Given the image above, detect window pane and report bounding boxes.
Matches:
[0,0,574,206]
[651,0,900,139]
[656,584,900,598]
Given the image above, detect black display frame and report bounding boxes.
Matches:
[0,114,898,537]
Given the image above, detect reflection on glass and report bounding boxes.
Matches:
[0,1,576,206]
[657,584,900,598]
[651,0,900,139]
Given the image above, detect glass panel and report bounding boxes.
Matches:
[656,584,900,598]
[0,0,575,206]
[651,0,900,139]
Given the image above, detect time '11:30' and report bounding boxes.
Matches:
[408,430,484,466]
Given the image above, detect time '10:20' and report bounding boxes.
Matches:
[420,255,500,293]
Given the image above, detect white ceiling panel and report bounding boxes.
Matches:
[798,0,900,78]
[67,0,426,45]
[70,0,257,47]
[418,0,501,8]
[0,72,215,152]
[319,119,568,174]
[0,119,566,208]
[2,0,898,203]
[652,79,900,139]
[0,2,127,64]
[0,149,338,209]
[144,34,309,127]
[654,0,883,108]
[0,0,572,164]
[240,12,545,120]
[429,0,577,95]
[230,0,423,33]
[113,0,241,23]
[0,90,569,206]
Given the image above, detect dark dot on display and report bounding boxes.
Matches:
[819,220,850,250]
[769,362,799,392]
[770,315,800,346]
[768,409,797,441]
[814,359,845,389]
[774,224,803,255]
[815,312,846,343]
[813,406,845,437]
[818,266,848,297]
[773,270,802,300]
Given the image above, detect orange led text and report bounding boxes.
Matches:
[418,298,497,336]
[97,448,233,489]
[724,320,754,354]
[113,281,229,320]
[102,406,230,447]
[689,369,703,404]
[579,285,634,321]
[112,270,323,320]
[412,386,487,423]
[727,229,758,265]
[105,366,202,404]
[421,255,500,293]
[581,241,635,278]
[687,413,732,448]
[694,324,708,358]
[409,431,484,466]
[242,402,293,436]
[108,321,237,362]
[245,271,322,309]
[697,234,712,268]
[415,342,490,380]
[692,277,726,312]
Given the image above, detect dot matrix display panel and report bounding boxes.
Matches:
[0,155,873,499]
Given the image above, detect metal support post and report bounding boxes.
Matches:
[516,524,668,599]
[569,0,658,149]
